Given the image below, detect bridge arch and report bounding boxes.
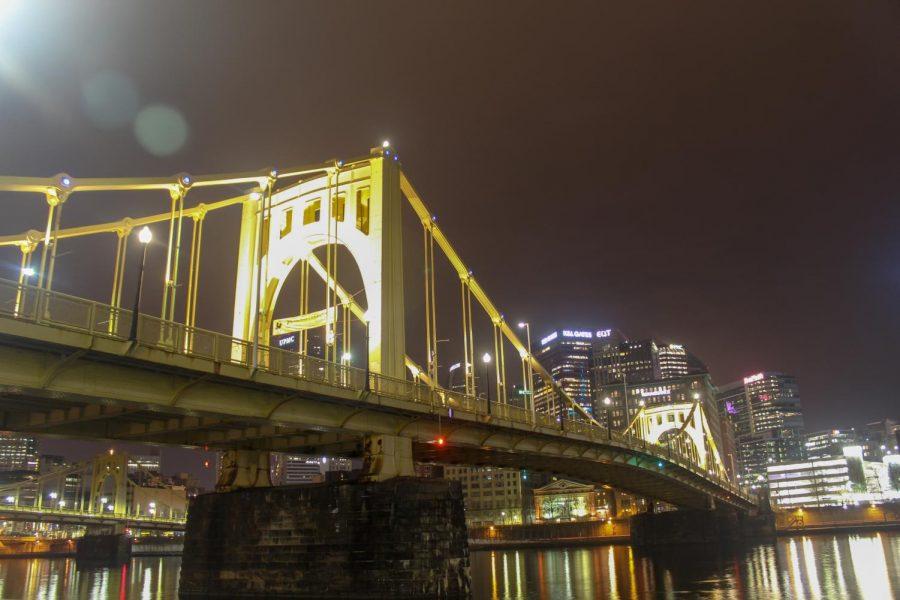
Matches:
[232,156,406,378]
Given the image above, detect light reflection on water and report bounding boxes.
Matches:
[0,533,896,598]
[470,531,900,600]
[0,556,181,599]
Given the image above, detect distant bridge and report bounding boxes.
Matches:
[0,451,185,532]
[0,148,755,512]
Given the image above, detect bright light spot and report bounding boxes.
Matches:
[106,504,114,511]
[249,191,262,201]
[603,397,612,406]
[382,140,390,148]
[21,266,34,277]
[134,104,189,156]
[436,436,445,446]
[341,352,352,362]
[100,497,108,504]
[81,70,139,130]
[138,226,152,244]
[482,353,491,364]
[49,492,57,499]
[517,322,526,328]
[148,502,156,508]
[4,496,13,503]
[58,500,65,507]
[108,448,114,455]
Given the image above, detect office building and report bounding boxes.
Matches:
[128,454,162,473]
[767,446,900,507]
[443,466,551,525]
[533,329,597,417]
[805,429,860,459]
[0,432,38,477]
[593,333,709,386]
[276,454,354,485]
[717,372,805,488]
[861,418,899,461]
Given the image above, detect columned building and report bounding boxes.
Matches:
[717,372,805,488]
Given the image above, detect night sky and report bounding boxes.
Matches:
[1,1,898,476]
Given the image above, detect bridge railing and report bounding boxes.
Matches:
[0,279,752,502]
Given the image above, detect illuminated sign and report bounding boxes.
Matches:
[562,330,592,339]
[743,373,764,384]
[596,329,612,338]
[640,388,670,398]
[725,401,737,415]
[273,333,298,351]
[540,331,558,346]
[668,344,683,350]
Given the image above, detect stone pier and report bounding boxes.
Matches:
[179,477,471,598]
[630,506,774,546]
[75,533,132,566]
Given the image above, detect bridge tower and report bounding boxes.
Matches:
[231,151,406,379]
[88,452,128,516]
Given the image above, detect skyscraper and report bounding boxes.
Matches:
[533,329,596,417]
[0,432,38,481]
[717,372,805,488]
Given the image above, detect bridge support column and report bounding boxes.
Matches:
[362,434,415,481]
[630,506,774,546]
[76,533,132,567]
[179,477,470,598]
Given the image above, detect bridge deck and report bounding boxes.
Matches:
[0,281,756,512]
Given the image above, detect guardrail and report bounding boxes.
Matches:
[0,278,753,503]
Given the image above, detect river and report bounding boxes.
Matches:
[0,532,897,599]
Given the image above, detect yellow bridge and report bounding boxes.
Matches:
[0,146,754,512]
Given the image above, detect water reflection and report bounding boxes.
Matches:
[0,533,896,598]
[470,531,900,599]
[0,557,180,599]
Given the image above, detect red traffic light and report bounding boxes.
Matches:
[436,436,446,446]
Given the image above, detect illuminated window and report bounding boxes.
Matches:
[332,194,345,222]
[303,198,321,225]
[280,208,293,238]
[356,187,370,234]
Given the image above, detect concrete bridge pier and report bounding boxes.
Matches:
[179,436,471,598]
[630,498,774,546]
[76,526,132,567]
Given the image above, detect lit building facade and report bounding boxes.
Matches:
[0,432,38,476]
[443,466,549,525]
[805,429,860,459]
[861,418,899,461]
[275,454,354,485]
[533,329,596,417]
[718,372,805,488]
[533,479,610,522]
[767,446,900,507]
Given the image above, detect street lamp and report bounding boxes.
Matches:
[603,396,612,440]
[482,352,492,415]
[128,226,153,341]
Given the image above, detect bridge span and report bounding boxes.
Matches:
[0,148,761,595]
[0,278,753,512]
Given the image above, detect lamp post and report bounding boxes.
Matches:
[603,396,612,440]
[128,226,152,341]
[518,321,534,422]
[482,352,492,415]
